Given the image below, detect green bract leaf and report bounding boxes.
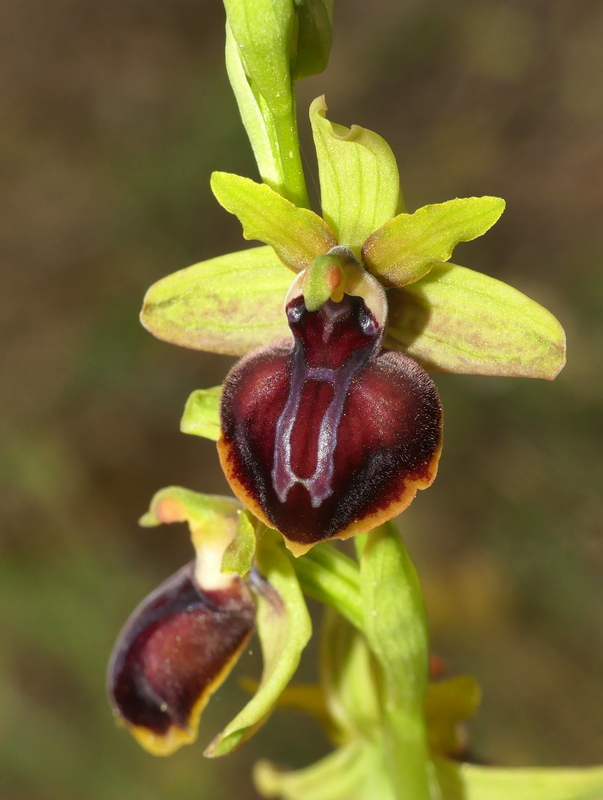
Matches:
[140,246,291,356]
[435,758,603,800]
[255,740,375,800]
[359,523,434,800]
[320,611,380,743]
[310,96,401,248]
[292,0,334,80]
[288,542,364,632]
[223,0,309,208]
[211,172,337,272]
[385,261,566,379]
[363,196,505,287]
[206,528,312,757]
[180,386,222,441]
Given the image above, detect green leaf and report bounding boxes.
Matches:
[140,245,291,356]
[206,528,312,757]
[320,610,380,743]
[385,261,566,379]
[223,0,309,207]
[435,758,603,800]
[211,172,337,272]
[292,0,334,80]
[180,386,222,441]
[363,196,505,287]
[310,96,401,248]
[254,740,375,800]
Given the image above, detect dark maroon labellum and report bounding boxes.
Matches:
[218,293,443,554]
[107,562,255,754]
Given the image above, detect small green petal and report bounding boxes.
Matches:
[292,0,334,81]
[205,527,312,757]
[385,261,566,380]
[435,758,603,800]
[211,172,337,271]
[255,740,374,800]
[140,246,291,356]
[310,96,401,248]
[222,510,257,577]
[363,196,505,287]
[180,386,222,441]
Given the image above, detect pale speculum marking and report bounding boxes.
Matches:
[271,296,380,508]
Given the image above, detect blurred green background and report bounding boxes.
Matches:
[2,0,603,797]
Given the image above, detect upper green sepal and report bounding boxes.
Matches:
[205,528,312,757]
[385,261,566,380]
[140,245,290,356]
[211,172,337,272]
[363,196,505,287]
[310,96,401,248]
[181,386,222,441]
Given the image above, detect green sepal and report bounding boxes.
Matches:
[140,246,291,356]
[254,740,375,800]
[425,675,481,758]
[385,261,566,379]
[222,510,256,577]
[205,527,312,757]
[362,196,505,287]
[310,96,401,248]
[139,486,240,536]
[435,758,603,800]
[180,386,223,441]
[320,610,380,744]
[211,172,336,272]
[292,0,334,80]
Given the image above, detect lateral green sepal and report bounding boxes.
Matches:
[205,527,312,756]
[211,172,337,272]
[180,386,223,441]
[310,96,401,248]
[435,758,603,800]
[363,196,505,287]
[385,261,566,379]
[140,246,291,356]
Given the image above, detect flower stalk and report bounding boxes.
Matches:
[105,2,603,800]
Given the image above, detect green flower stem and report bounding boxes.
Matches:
[360,522,437,800]
[287,542,364,632]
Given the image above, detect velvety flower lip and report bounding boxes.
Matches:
[107,561,256,756]
[218,254,443,556]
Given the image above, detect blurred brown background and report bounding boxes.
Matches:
[1,0,603,797]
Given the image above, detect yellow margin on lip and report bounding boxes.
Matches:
[217,434,443,559]
[115,624,254,756]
